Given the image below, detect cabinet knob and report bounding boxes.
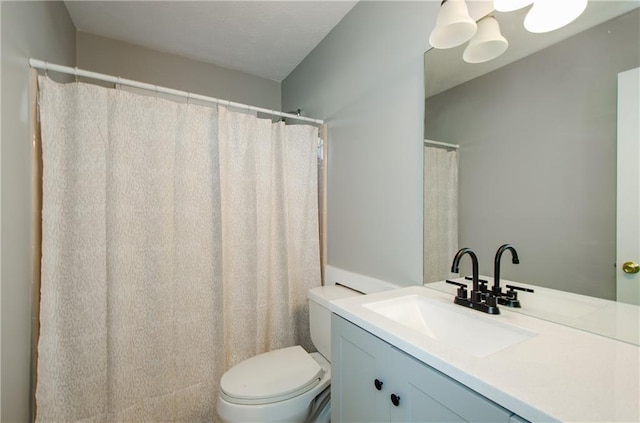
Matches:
[390,393,400,406]
[374,379,383,391]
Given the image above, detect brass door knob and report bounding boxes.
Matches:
[622,262,640,274]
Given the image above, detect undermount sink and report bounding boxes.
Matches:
[363,294,536,358]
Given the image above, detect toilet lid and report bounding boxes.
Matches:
[220,345,324,405]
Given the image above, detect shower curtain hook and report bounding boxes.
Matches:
[155,85,159,99]
[117,76,122,89]
[74,67,79,83]
[44,61,49,77]
[186,92,191,105]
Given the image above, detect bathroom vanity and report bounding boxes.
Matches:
[329,286,640,422]
[332,314,521,422]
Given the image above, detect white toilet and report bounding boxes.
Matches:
[216,285,360,423]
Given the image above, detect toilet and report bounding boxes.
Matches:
[216,285,360,423]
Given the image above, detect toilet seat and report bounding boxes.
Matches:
[220,346,324,405]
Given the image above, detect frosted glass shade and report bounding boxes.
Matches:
[463,16,509,63]
[494,0,534,12]
[524,0,588,33]
[429,0,478,49]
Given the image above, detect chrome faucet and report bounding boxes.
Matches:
[449,248,500,315]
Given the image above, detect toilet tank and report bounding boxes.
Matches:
[308,285,361,362]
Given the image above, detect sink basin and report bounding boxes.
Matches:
[363,294,536,358]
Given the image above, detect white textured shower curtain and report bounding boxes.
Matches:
[423,145,459,283]
[36,77,321,422]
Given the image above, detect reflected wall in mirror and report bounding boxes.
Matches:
[424,3,639,301]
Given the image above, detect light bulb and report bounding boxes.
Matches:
[524,0,588,33]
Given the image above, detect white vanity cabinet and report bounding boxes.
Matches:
[331,314,524,423]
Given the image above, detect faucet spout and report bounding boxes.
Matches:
[450,247,499,314]
[493,244,519,295]
[451,248,480,295]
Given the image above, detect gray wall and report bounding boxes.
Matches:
[1,2,76,421]
[77,31,281,111]
[425,9,640,299]
[282,1,439,286]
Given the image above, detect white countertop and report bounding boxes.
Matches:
[330,285,640,423]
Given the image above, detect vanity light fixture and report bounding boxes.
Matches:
[431,0,588,63]
[429,0,477,49]
[524,0,588,33]
[463,16,509,64]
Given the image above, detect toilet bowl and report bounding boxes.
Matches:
[216,285,360,423]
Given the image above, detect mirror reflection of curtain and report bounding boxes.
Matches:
[35,77,321,422]
[423,145,458,283]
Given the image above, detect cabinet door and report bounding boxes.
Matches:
[331,314,391,423]
[391,347,512,423]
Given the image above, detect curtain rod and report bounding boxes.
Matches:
[29,58,324,125]
[424,139,459,149]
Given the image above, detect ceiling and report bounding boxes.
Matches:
[64,1,358,82]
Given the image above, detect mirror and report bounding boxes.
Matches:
[423,2,639,343]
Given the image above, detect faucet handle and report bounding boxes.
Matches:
[464,276,489,284]
[446,280,468,300]
[505,284,534,293]
[446,279,466,288]
[464,276,489,293]
[478,279,489,293]
[498,285,525,308]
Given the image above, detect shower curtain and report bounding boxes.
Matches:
[35,77,321,422]
[423,145,459,283]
